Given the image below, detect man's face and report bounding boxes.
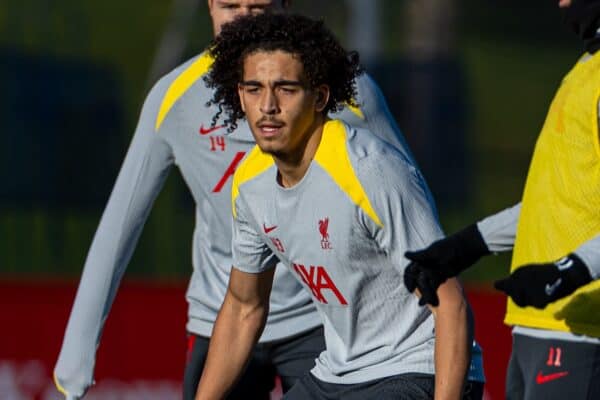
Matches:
[208,0,285,36]
[238,50,329,159]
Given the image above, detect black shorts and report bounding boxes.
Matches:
[283,372,484,400]
[506,333,600,400]
[283,372,435,400]
[182,326,325,400]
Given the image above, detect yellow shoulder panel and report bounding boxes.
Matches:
[155,52,214,131]
[344,102,364,120]
[314,120,382,226]
[231,146,275,219]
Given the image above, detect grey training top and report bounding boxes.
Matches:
[53,51,414,397]
[232,120,444,384]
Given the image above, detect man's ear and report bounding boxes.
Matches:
[238,83,246,113]
[315,85,330,112]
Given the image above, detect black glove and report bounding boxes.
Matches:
[404,224,490,307]
[404,262,446,306]
[494,254,592,309]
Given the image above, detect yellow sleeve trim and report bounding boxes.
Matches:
[155,52,215,131]
[314,120,382,227]
[53,372,69,396]
[231,146,275,219]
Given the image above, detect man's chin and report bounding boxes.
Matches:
[256,144,286,159]
[255,138,280,154]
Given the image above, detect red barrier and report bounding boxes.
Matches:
[1,280,511,399]
[1,279,187,399]
[466,285,512,400]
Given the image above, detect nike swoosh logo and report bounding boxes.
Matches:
[263,224,277,234]
[536,371,569,384]
[556,257,574,271]
[545,278,563,296]
[199,124,224,135]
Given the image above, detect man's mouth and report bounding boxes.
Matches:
[257,121,284,137]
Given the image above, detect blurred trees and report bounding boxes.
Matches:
[0,0,582,281]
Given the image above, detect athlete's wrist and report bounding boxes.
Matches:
[558,253,592,289]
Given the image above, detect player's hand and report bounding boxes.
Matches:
[494,254,592,309]
[404,262,445,306]
[404,224,490,306]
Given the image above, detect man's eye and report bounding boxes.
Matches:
[279,87,296,93]
[245,87,260,94]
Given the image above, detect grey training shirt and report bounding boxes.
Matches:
[232,120,444,384]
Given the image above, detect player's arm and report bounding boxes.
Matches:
[53,76,175,398]
[429,278,471,400]
[575,232,600,279]
[404,203,520,306]
[195,266,275,400]
[357,150,472,397]
[495,224,600,309]
[197,178,279,399]
[494,251,593,309]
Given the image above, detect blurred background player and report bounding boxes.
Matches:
[53,1,460,399]
[196,12,471,400]
[404,0,600,398]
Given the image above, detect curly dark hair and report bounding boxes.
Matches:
[205,12,362,132]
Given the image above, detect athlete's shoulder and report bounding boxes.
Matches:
[340,120,408,163]
[343,122,437,229]
[329,73,375,123]
[231,145,275,215]
[352,71,388,117]
[316,119,393,159]
[147,53,206,101]
[354,72,380,101]
[329,71,387,121]
[313,120,384,226]
[152,51,215,132]
[234,145,274,185]
[341,120,422,191]
[158,51,213,88]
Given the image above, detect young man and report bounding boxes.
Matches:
[53,1,436,399]
[404,0,600,398]
[196,13,471,400]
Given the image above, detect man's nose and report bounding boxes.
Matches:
[259,90,279,114]
[235,7,252,18]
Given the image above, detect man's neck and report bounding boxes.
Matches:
[275,118,327,188]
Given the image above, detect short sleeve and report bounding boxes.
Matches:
[231,192,279,273]
[574,232,600,279]
[476,204,520,253]
[357,149,444,271]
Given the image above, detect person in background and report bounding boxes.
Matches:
[404,1,600,398]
